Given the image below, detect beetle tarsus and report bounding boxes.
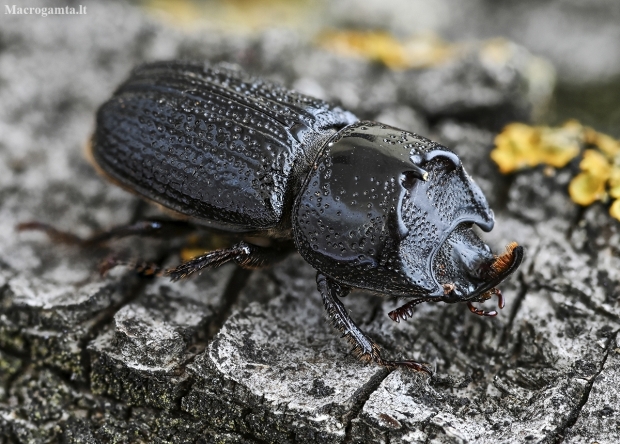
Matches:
[17,221,84,245]
[379,359,433,375]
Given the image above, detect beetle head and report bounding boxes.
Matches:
[398,154,523,304]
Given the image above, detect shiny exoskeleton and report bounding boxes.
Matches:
[29,61,524,374]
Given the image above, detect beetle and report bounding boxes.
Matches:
[21,61,523,374]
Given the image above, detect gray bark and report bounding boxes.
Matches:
[0,2,618,443]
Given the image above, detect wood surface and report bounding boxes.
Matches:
[0,3,617,443]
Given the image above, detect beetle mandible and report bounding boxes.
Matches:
[25,61,524,374]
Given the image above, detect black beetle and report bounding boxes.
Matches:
[23,61,523,374]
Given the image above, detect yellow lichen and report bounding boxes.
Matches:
[567,150,610,206]
[567,142,620,213]
[584,127,620,158]
[319,30,407,68]
[180,247,208,262]
[179,233,231,261]
[610,199,620,220]
[141,0,319,32]
[608,167,620,199]
[493,120,620,221]
[491,121,582,174]
[318,31,455,70]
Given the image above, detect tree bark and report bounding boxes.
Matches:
[0,2,617,443]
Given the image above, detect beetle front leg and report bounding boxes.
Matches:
[316,273,432,375]
[167,241,290,281]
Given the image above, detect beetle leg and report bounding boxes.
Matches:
[99,240,290,278]
[17,219,196,246]
[167,241,290,281]
[317,273,432,375]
